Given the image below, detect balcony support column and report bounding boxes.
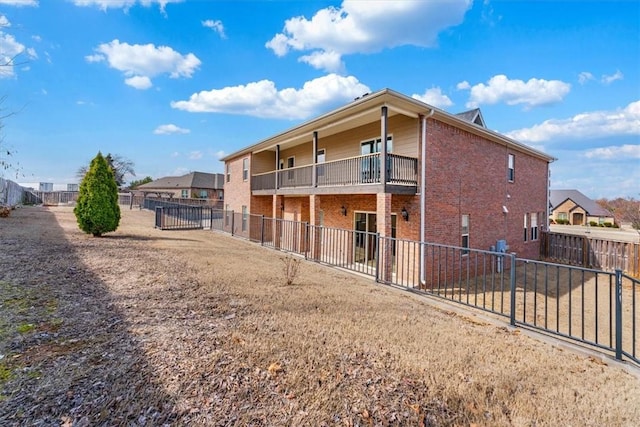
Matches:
[275,144,280,191]
[312,131,318,188]
[380,106,388,191]
[309,195,322,261]
[272,194,285,249]
[376,192,393,283]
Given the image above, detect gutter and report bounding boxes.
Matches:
[420,109,435,285]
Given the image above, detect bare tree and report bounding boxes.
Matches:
[77,153,136,187]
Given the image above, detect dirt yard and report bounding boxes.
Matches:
[1,206,639,426]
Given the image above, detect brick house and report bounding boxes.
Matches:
[137,172,224,201]
[549,189,614,226]
[222,89,554,281]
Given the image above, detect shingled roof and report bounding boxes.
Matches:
[549,189,611,216]
[455,108,486,127]
[138,172,224,190]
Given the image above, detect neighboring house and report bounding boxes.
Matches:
[222,88,554,280]
[137,172,224,201]
[549,189,614,226]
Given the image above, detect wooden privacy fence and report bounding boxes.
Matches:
[541,232,640,278]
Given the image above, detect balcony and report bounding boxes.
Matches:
[251,153,418,195]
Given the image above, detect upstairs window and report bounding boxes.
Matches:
[242,158,249,181]
[181,189,189,198]
[226,163,230,183]
[508,154,515,182]
[199,190,208,198]
[523,213,528,242]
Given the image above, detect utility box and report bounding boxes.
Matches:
[495,239,509,273]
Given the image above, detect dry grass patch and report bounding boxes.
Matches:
[0,206,639,426]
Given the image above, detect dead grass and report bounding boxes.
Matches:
[0,205,639,426]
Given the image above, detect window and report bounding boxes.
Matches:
[508,154,515,182]
[287,156,295,180]
[199,190,208,198]
[558,212,568,220]
[218,190,224,200]
[361,136,393,182]
[317,148,326,177]
[523,213,528,242]
[226,163,230,183]
[242,158,249,181]
[241,205,248,232]
[181,189,189,198]
[530,213,538,241]
[461,214,469,255]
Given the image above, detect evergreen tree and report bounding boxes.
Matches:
[74,152,121,237]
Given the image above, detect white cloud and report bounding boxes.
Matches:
[412,87,453,108]
[266,0,472,73]
[299,50,344,73]
[171,73,370,120]
[153,124,190,135]
[189,151,203,160]
[0,0,38,6]
[462,74,571,109]
[0,29,37,78]
[0,15,10,26]
[202,19,226,39]
[602,70,623,85]
[583,144,640,160]
[73,0,181,12]
[456,80,470,90]
[578,71,594,85]
[125,75,152,89]
[86,39,200,89]
[215,150,226,160]
[506,100,640,143]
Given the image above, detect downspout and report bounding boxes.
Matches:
[420,109,435,285]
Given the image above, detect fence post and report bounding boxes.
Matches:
[510,253,517,326]
[615,269,623,361]
[231,210,235,237]
[304,222,309,260]
[374,233,380,282]
[261,215,265,245]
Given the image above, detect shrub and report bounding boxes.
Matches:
[74,152,121,237]
[589,221,598,227]
[0,205,10,218]
[604,222,613,228]
[281,256,301,285]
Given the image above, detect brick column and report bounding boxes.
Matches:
[376,193,392,282]
[273,195,284,249]
[309,195,322,261]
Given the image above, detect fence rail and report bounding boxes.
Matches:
[152,204,639,367]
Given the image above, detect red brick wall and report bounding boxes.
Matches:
[424,119,548,259]
[224,155,251,213]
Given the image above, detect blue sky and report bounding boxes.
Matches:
[1,0,638,199]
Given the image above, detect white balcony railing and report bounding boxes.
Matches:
[251,153,418,192]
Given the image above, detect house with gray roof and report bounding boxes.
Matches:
[549,189,614,226]
[137,172,224,202]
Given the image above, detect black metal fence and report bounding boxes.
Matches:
[152,204,639,366]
